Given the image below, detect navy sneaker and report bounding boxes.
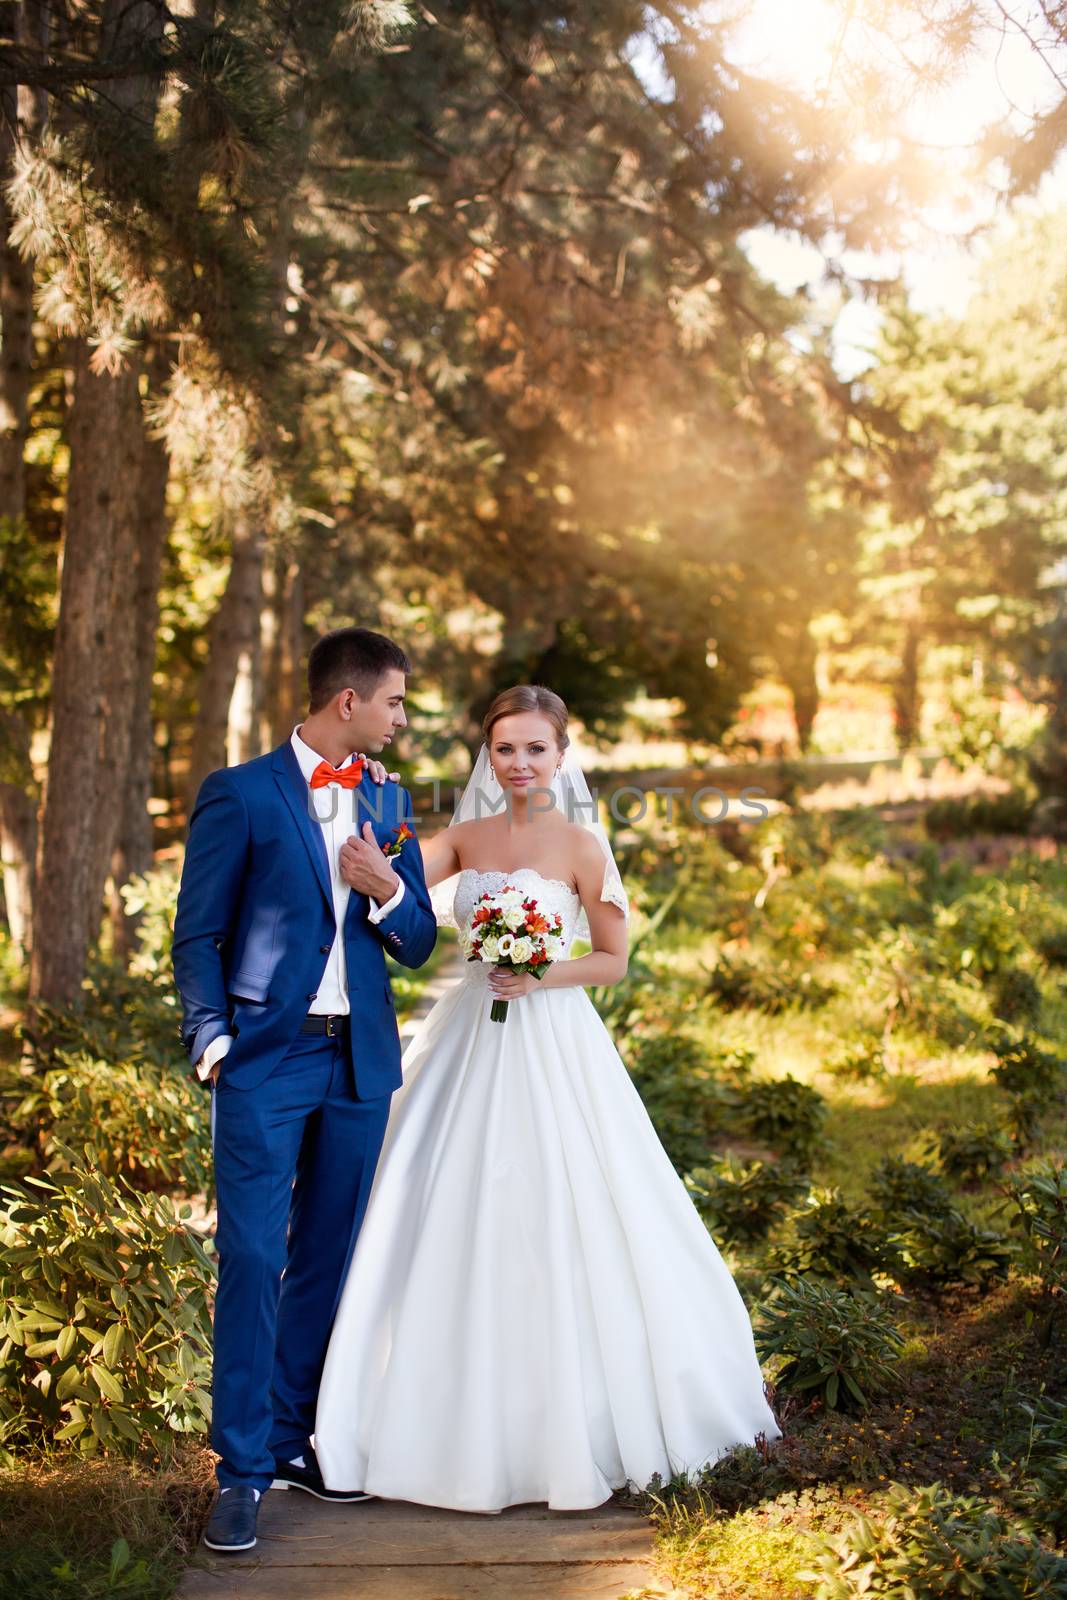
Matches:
[271,1444,373,1503]
[203,1485,259,1552]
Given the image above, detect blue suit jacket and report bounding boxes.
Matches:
[172,741,437,1095]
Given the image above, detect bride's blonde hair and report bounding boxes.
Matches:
[482,685,570,752]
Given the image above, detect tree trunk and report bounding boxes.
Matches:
[258,547,304,748]
[0,2,44,524]
[0,3,48,958]
[107,359,171,961]
[782,626,819,754]
[184,515,265,808]
[29,0,163,1008]
[0,711,36,957]
[894,618,921,752]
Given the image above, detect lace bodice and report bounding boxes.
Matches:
[453,868,583,983]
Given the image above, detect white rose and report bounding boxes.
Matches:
[499,889,525,908]
[510,936,533,964]
[497,933,515,957]
[504,906,527,931]
[480,934,500,962]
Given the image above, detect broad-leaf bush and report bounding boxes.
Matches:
[0,1145,215,1460]
[685,1156,808,1244]
[800,1480,1067,1598]
[10,1052,211,1198]
[753,1276,905,1412]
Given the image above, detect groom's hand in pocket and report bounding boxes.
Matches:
[339,822,400,902]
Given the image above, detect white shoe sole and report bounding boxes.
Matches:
[203,1535,257,1552]
[270,1477,374,1503]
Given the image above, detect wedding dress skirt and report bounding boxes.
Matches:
[314,868,782,1512]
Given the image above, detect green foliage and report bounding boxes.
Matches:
[708,950,837,1013]
[995,1393,1067,1542]
[988,1031,1066,1143]
[1036,923,1067,966]
[825,1035,889,1081]
[8,1052,211,1198]
[622,1030,743,1175]
[999,1159,1067,1305]
[855,926,982,1046]
[685,1157,808,1245]
[753,1276,905,1412]
[870,1156,956,1219]
[926,1123,1014,1184]
[934,882,1029,980]
[990,966,1043,1027]
[891,1207,1016,1290]
[739,1074,829,1163]
[0,1146,215,1459]
[770,1187,896,1288]
[800,1479,1067,1598]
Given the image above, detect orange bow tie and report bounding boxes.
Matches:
[309,758,365,790]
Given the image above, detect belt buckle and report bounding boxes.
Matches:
[326,1015,338,1038]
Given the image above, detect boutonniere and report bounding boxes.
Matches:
[381,820,415,859]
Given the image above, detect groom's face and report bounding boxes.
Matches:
[345,668,408,752]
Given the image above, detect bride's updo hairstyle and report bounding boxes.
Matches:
[482,685,570,753]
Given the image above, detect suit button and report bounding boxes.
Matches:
[306,992,316,1001]
[319,945,330,954]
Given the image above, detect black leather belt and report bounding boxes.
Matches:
[300,1014,350,1037]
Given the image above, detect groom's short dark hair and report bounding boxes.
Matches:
[307,627,412,711]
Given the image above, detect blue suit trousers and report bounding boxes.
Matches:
[210,1031,391,1490]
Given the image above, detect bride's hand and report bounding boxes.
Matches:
[358,753,400,785]
[488,969,538,1001]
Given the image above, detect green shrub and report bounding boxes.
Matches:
[739,1074,828,1162]
[753,1276,905,1412]
[891,1207,1015,1289]
[624,1031,742,1174]
[770,1187,895,1288]
[988,1030,1066,1143]
[800,1479,1067,1598]
[825,1036,889,1082]
[993,1393,1067,1544]
[0,1145,215,1460]
[926,1123,1013,1184]
[870,1156,956,1219]
[685,1156,808,1245]
[924,787,1037,839]
[990,966,1043,1027]
[999,1158,1067,1307]
[708,952,837,1013]
[9,1052,211,1198]
[1036,924,1067,966]
[934,881,1029,980]
[855,928,982,1047]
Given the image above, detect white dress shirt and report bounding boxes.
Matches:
[195,727,405,1081]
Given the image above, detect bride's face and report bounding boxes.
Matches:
[488,712,561,796]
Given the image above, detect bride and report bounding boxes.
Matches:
[313,684,782,1512]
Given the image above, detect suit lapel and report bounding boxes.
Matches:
[271,741,334,915]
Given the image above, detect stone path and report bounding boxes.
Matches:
[177,1493,666,1599]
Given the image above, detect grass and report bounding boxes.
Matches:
[0,1445,215,1600]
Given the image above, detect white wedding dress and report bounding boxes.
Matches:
[313,868,782,1512]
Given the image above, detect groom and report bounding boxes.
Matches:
[173,626,437,1553]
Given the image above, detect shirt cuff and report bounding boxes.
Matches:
[367,876,405,924]
[196,1034,233,1081]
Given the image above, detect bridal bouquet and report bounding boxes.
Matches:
[462,886,566,1022]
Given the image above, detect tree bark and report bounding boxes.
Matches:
[28,0,164,1009]
[184,514,265,809]
[894,617,922,752]
[258,547,305,748]
[0,3,48,958]
[0,2,44,523]
[0,710,36,956]
[782,626,819,754]
[107,353,171,961]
